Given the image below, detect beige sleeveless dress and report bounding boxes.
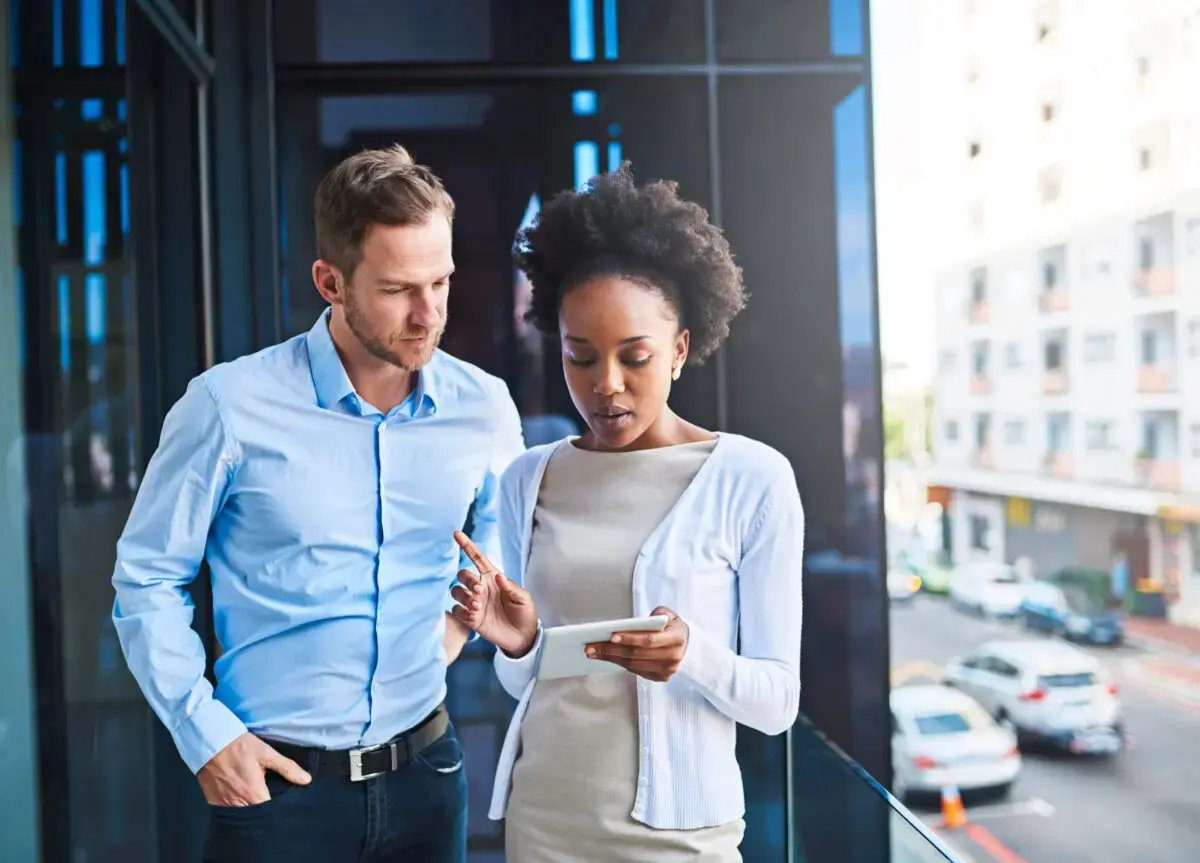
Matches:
[504,439,744,862]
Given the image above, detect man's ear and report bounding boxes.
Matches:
[312,260,346,305]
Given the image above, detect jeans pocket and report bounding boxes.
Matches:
[208,772,299,816]
[415,726,465,775]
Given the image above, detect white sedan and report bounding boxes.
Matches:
[891,684,1022,801]
[943,639,1125,755]
[948,561,1030,618]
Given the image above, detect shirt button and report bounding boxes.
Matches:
[638,777,649,786]
[379,421,387,431]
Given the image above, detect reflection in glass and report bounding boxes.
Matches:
[715,0,865,61]
[793,716,958,862]
[570,0,595,61]
[273,0,706,66]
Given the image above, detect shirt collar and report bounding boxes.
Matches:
[305,309,441,415]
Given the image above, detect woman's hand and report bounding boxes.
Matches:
[586,607,690,682]
[450,531,540,658]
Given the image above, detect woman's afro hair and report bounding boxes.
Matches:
[514,164,746,364]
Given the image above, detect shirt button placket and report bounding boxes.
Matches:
[369,417,388,736]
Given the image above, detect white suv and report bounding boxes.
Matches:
[943,639,1124,755]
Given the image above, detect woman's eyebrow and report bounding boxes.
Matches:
[563,335,654,344]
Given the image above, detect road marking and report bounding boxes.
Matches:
[891,659,945,685]
[939,797,1054,824]
[963,823,1032,863]
[1027,797,1054,817]
[931,831,981,863]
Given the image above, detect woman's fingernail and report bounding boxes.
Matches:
[611,635,622,643]
[587,648,596,657]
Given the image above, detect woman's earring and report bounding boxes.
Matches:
[672,365,682,381]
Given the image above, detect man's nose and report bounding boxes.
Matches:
[409,290,442,329]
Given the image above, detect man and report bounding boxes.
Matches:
[112,145,524,862]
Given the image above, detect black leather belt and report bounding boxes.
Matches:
[268,704,450,782]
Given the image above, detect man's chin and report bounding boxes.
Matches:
[390,339,439,371]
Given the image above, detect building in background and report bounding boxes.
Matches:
[0,1,896,861]
[926,0,1200,625]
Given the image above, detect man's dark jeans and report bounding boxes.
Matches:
[203,723,467,863]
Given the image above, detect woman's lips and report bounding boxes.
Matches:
[592,410,633,433]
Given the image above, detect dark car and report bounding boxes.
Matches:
[1020,582,1124,645]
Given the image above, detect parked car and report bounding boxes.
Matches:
[888,567,922,603]
[948,561,1029,618]
[943,639,1125,755]
[890,684,1021,801]
[1020,581,1124,645]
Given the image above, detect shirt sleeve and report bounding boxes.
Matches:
[447,379,527,618]
[676,472,805,736]
[111,377,248,774]
[492,454,543,699]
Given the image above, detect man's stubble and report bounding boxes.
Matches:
[343,284,446,372]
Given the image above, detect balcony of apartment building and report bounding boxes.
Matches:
[968,266,989,324]
[970,340,991,395]
[972,414,994,467]
[1132,214,1176,297]
[1041,332,1069,395]
[1037,245,1069,313]
[1042,413,1072,478]
[1135,411,1181,491]
[1136,313,1178,394]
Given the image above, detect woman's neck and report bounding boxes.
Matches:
[579,409,716,452]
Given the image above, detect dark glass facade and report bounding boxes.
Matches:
[1,1,890,860]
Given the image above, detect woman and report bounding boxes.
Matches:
[451,166,804,862]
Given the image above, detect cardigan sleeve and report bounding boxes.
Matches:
[676,470,804,736]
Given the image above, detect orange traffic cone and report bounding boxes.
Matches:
[941,784,967,830]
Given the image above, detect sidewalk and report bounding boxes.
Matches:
[1124,617,1200,655]
[1140,657,1200,688]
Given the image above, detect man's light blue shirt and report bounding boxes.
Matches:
[112,311,525,773]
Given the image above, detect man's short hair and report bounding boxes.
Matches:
[314,144,455,278]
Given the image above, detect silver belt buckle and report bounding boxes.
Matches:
[348,741,397,782]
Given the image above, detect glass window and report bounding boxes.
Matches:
[1039,672,1097,688]
[970,514,990,550]
[1045,340,1063,369]
[279,76,715,856]
[716,0,865,60]
[1004,420,1025,446]
[913,705,990,735]
[1140,237,1155,270]
[914,713,971,735]
[274,0,707,65]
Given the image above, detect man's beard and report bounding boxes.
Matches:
[344,288,444,372]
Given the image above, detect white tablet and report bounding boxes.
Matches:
[536,615,670,681]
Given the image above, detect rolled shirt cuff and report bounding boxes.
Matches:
[173,697,249,775]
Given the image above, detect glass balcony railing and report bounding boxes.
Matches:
[449,641,964,862]
[792,714,964,863]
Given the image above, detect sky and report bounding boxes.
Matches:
[870,0,938,385]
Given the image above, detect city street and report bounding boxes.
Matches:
[891,596,1200,863]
